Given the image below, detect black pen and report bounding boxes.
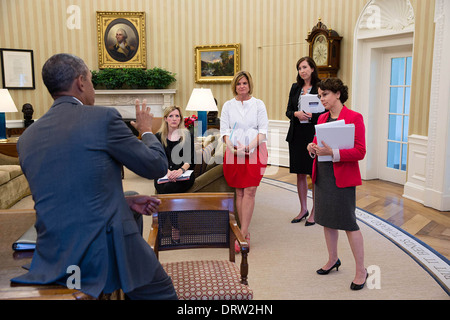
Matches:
[303,110,311,121]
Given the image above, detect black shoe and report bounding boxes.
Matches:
[350,269,368,291]
[316,259,341,275]
[305,220,315,226]
[291,211,309,223]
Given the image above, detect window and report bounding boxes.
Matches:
[387,57,411,171]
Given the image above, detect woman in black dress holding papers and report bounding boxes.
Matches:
[285,56,324,226]
[154,106,195,194]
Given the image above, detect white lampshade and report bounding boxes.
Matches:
[185,88,218,112]
[0,89,18,112]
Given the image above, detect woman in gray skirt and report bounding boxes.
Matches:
[307,78,367,290]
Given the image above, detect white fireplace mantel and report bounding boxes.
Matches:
[95,89,176,118]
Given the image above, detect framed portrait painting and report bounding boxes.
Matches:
[0,49,35,89]
[97,11,146,69]
[195,44,241,83]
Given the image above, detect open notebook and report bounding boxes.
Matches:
[157,170,193,184]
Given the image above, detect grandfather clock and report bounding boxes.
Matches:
[306,19,342,79]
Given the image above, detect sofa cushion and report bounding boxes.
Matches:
[205,139,225,172]
[0,165,23,180]
[0,171,9,185]
[0,153,20,165]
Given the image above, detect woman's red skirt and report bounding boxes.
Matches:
[223,143,268,188]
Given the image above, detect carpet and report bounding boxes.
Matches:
[259,178,450,299]
[12,169,449,299]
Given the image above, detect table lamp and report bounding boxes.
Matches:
[0,89,18,142]
[186,88,218,136]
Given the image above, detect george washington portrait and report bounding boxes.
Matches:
[104,19,139,62]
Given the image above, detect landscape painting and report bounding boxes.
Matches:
[195,44,240,83]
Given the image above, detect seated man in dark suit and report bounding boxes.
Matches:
[10,53,177,300]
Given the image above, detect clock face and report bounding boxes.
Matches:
[313,34,328,66]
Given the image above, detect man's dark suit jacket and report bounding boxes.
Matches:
[11,96,168,298]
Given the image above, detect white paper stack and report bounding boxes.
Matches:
[300,94,325,123]
[315,120,355,162]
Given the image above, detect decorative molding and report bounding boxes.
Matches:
[403,135,428,204]
[423,0,450,211]
[357,0,414,38]
[266,120,289,167]
[425,0,444,190]
[94,89,176,118]
[5,120,24,128]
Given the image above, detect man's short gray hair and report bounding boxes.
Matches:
[42,53,89,96]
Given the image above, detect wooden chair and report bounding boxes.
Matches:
[147,192,253,300]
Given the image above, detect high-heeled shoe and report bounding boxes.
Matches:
[350,269,368,291]
[291,211,309,223]
[305,220,315,226]
[316,259,341,275]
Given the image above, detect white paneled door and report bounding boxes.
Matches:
[378,48,412,184]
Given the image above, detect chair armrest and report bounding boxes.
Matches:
[229,213,248,250]
[147,213,159,258]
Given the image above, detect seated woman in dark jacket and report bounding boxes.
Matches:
[154,105,195,194]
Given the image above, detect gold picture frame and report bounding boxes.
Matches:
[195,44,241,83]
[97,11,146,69]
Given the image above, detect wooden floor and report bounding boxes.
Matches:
[265,166,450,260]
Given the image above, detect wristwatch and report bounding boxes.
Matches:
[180,167,186,173]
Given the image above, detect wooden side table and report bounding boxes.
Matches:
[6,127,26,137]
[0,137,19,158]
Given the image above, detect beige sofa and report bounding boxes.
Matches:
[186,133,234,194]
[0,153,31,209]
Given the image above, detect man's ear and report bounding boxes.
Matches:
[74,75,84,92]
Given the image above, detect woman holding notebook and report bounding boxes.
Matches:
[154,106,195,194]
[220,71,269,252]
[285,56,325,226]
[307,78,368,291]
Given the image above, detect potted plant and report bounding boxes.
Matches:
[91,69,124,89]
[91,68,176,90]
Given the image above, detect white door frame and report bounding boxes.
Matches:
[352,33,413,181]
